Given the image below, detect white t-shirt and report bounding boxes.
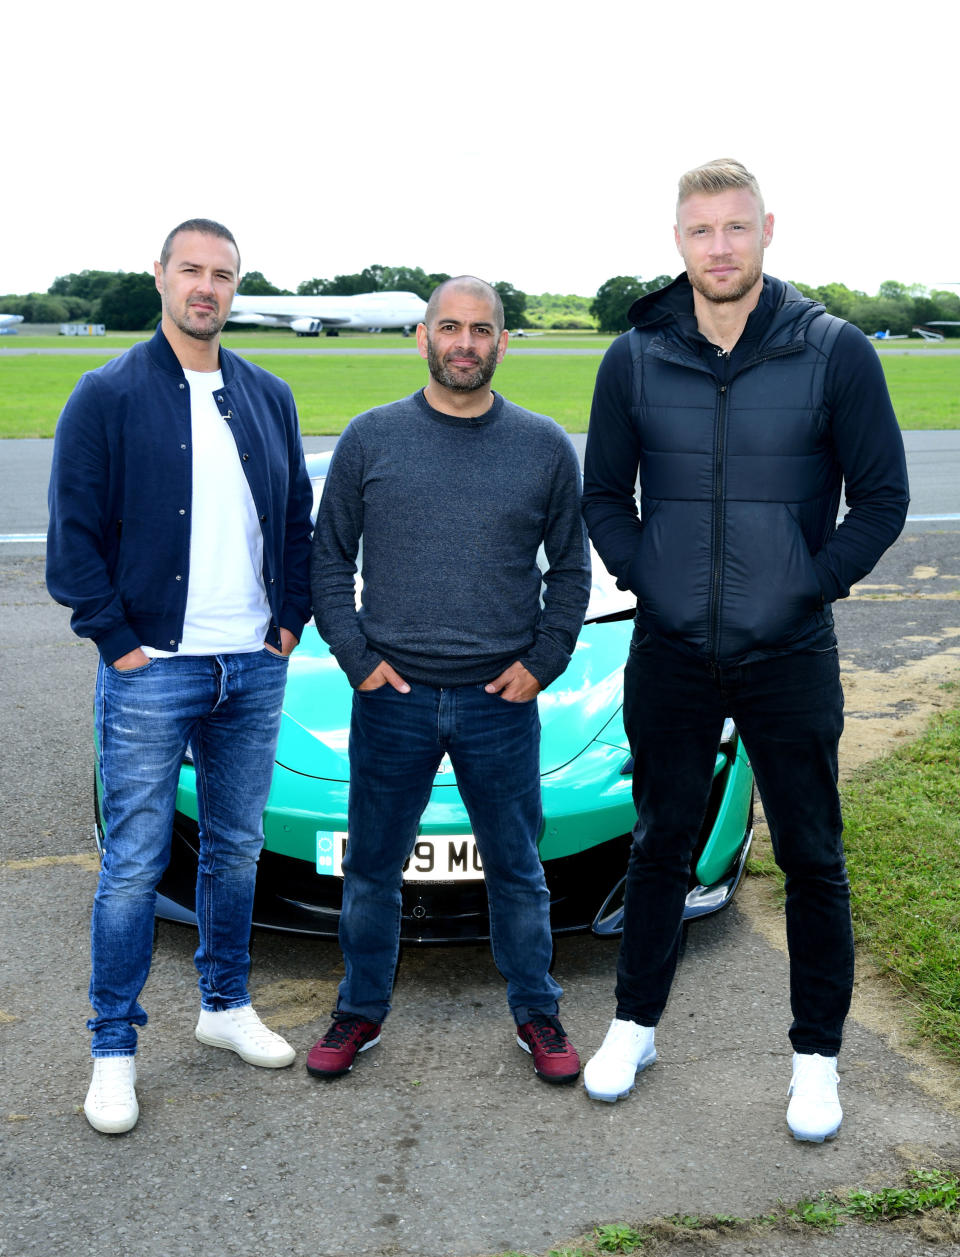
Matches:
[144,368,271,657]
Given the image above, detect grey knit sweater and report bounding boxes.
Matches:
[311,389,591,689]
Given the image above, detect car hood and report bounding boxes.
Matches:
[275,622,631,783]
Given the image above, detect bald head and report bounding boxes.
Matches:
[424,276,504,334]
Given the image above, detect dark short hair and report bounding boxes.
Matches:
[159,219,240,271]
[424,276,505,334]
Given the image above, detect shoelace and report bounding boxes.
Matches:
[94,1061,134,1105]
[321,1017,367,1048]
[527,1016,569,1054]
[228,1005,280,1045]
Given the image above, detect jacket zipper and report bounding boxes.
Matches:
[649,335,808,660]
[704,343,803,661]
[709,383,728,659]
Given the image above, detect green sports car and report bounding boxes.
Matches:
[95,451,754,943]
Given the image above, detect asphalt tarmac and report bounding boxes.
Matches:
[2,444,959,1257]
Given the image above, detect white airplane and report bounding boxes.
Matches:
[227,290,427,337]
[0,314,24,334]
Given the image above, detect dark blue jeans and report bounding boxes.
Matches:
[338,682,562,1025]
[617,632,852,1057]
[90,650,289,1056]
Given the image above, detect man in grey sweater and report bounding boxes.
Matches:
[308,276,591,1084]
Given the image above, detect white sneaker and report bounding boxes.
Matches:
[195,1005,295,1068]
[84,1056,138,1134]
[583,1018,657,1102]
[787,1052,842,1142]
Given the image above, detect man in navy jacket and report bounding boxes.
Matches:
[581,160,908,1141]
[47,219,313,1133]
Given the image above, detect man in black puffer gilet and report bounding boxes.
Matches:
[581,159,909,1143]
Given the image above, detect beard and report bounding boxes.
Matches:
[688,255,764,304]
[426,334,500,392]
[169,301,225,341]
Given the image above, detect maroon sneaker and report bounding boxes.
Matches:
[306,1015,381,1078]
[516,1014,581,1084]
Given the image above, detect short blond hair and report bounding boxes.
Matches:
[677,159,764,218]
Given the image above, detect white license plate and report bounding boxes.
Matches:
[316,830,484,882]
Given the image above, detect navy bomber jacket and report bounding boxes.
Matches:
[47,327,314,664]
[582,275,910,663]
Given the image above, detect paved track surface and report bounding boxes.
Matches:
[2,432,958,544]
[2,443,959,1257]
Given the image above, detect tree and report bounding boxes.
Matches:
[379,266,437,301]
[49,270,124,302]
[493,280,527,330]
[0,293,71,323]
[298,265,450,300]
[591,275,672,334]
[238,270,291,295]
[878,280,908,301]
[97,272,161,330]
[846,294,912,337]
[312,269,379,296]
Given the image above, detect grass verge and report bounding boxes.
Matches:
[487,1167,960,1254]
[841,688,960,1056]
[1,338,959,436]
[749,683,960,1058]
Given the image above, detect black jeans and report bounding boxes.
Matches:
[617,632,853,1057]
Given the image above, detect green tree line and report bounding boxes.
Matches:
[2,266,957,338]
[589,275,960,336]
[0,265,528,333]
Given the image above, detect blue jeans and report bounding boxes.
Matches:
[90,650,289,1056]
[617,632,852,1057]
[338,682,561,1025]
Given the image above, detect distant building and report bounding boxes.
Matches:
[60,323,106,337]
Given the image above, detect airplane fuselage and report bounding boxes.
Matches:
[227,291,427,336]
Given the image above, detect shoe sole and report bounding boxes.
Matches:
[83,1104,139,1134]
[305,1034,380,1079]
[789,1122,842,1143]
[584,1084,634,1103]
[583,1050,657,1103]
[195,1028,295,1069]
[516,1035,581,1084]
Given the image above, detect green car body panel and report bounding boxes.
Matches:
[170,615,751,893]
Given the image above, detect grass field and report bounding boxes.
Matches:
[842,692,960,1057]
[1,333,958,436]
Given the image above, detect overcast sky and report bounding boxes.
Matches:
[3,1,957,300]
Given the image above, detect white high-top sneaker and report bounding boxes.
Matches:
[84,1056,139,1134]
